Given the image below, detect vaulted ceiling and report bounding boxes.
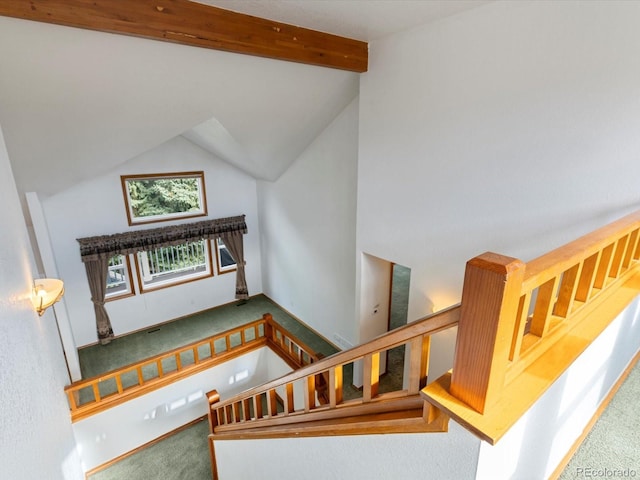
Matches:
[0,1,489,199]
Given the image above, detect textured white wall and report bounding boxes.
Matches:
[358,0,640,323]
[73,347,292,472]
[258,98,359,346]
[42,136,262,346]
[0,126,84,479]
[215,421,481,480]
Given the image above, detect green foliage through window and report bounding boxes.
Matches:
[128,178,201,218]
[121,172,207,225]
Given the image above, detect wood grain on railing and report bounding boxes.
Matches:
[423,210,640,444]
[66,314,303,422]
[208,306,460,436]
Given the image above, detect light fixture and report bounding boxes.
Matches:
[32,278,65,316]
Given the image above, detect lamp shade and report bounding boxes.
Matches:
[33,278,65,316]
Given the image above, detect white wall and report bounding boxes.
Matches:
[215,421,481,480]
[475,296,640,480]
[0,126,84,479]
[73,347,292,472]
[42,136,262,346]
[258,98,359,347]
[358,0,640,324]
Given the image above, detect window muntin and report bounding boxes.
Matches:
[105,254,134,300]
[135,239,213,292]
[121,171,207,226]
[215,238,237,274]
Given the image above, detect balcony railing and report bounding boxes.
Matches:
[65,314,315,422]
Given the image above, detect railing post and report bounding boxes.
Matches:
[263,313,274,341]
[449,252,525,414]
[206,389,220,433]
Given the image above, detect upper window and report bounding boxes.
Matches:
[121,172,207,225]
[215,238,237,274]
[134,239,213,292]
[105,254,134,300]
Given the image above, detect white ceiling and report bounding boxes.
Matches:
[0,1,489,199]
[194,0,490,41]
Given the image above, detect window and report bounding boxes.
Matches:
[134,239,213,292]
[105,254,133,300]
[215,238,237,274]
[121,171,207,225]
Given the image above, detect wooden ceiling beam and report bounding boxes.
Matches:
[0,0,368,72]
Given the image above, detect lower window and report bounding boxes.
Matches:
[135,239,213,292]
[215,238,237,274]
[105,254,133,300]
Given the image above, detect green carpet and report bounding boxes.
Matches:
[78,294,339,380]
[559,359,640,479]
[88,418,211,480]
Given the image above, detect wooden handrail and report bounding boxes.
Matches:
[423,209,640,444]
[65,314,312,422]
[209,305,460,433]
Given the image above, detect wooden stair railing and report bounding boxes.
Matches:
[423,209,640,444]
[207,306,460,438]
[65,313,317,422]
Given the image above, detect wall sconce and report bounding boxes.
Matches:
[32,278,65,316]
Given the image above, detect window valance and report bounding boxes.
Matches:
[77,215,247,262]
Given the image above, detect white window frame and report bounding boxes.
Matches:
[215,238,237,274]
[134,239,214,292]
[105,254,134,300]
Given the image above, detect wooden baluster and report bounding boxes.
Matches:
[408,335,430,394]
[242,398,252,421]
[115,374,123,394]
[156,359,164,377]
[449,252,525,414]
[529,277,559,337]
[193,346,199,364]
[609,235,629,278]
[329,366,343,407]
[233,402,242,422]
[575,253,599,302]
[267,389,278,417]
[209,339,216,356]
[137,366,144,386]
[92,382,101,403]
[553,263,581,318]
[362,352,380,402]
[225,334,231,352]
[622,229,639,268]
[594,243,614,289]
[240,328,246,345]
[254,394,263,419]
[285,383,295,414]
[509,293,531,361]
[304,376,316,412]
[224,405,234,424]
[175,352,182,371]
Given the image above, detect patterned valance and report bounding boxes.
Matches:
[77,215,247,262]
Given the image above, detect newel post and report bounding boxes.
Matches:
[206,389,221,433]
[449,252,525,414]
[263,313,274,341]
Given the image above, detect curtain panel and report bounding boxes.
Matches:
[76,215,247,344]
